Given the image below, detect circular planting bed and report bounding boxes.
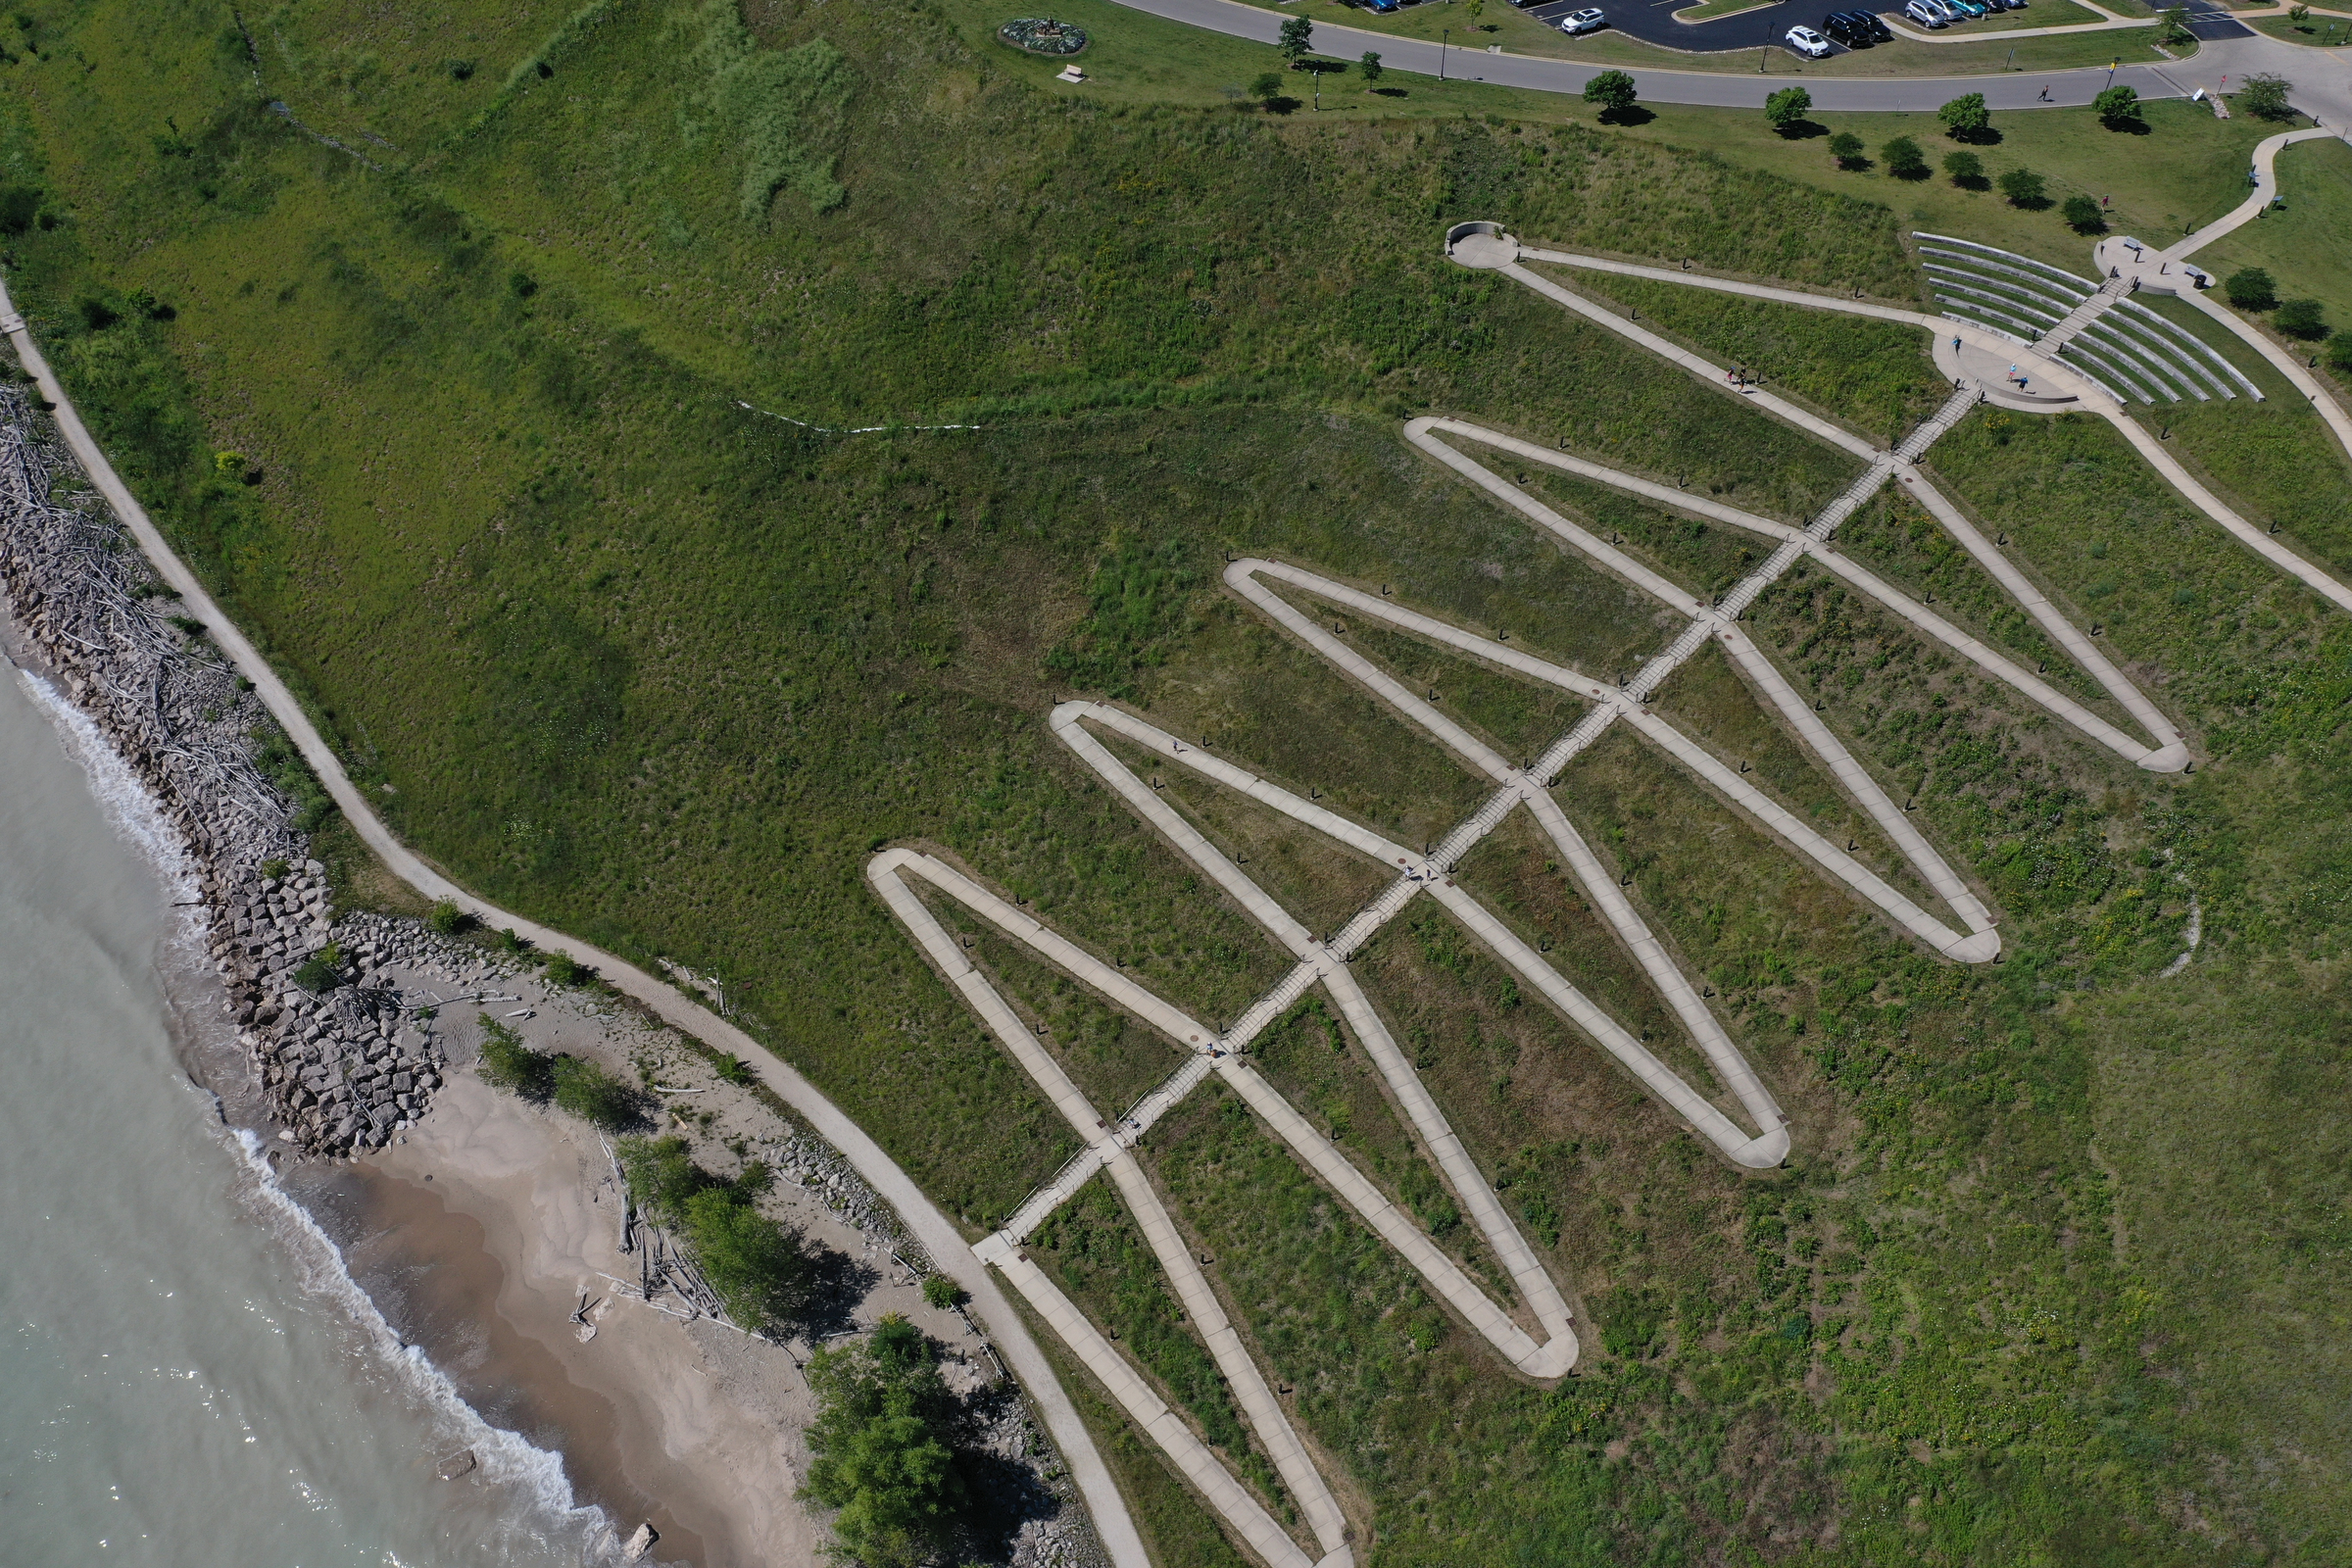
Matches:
[998,17,1089,56]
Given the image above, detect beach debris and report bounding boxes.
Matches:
[435,1448,478,1481]
[622,1522,659,1562]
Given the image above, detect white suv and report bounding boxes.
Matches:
[1559,7,1606,32]
[1785,23,1833,54]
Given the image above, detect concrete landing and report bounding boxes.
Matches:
[2091,235,2214,297]
[1933,334,2080,412]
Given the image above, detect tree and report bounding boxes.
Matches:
[1250,70,1284,103]
[1359,50,1383,83]
[2236,74,2293,121]
[2224,267,2277,309]
[2063,193,2106,231]
[1937,91,1991,140]
[1278,15,1313,60]
[2092,84,2140,125]
[2289,3,2310,22]
[1943,148,1984,185]
[683,1185,819,1327]
[2276,299,2328,339]
[1765,85,1813,134]
[1468,0,1486,21]
[1582,69,1638,119]
[1996,167,2047,207]
[475,1015,554,1099]
[2158,5,2193,42]
[1829,131,1866,168]
[803,1316,969,1568]
[1883,135,1929,178]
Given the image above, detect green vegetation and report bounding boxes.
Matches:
[1765,85,1813,134]
[620,1133,820,1329]
[1580,69,1636,122]
[2235,73,2293,122]
[803,1315,970,1568]
[1939,91,1992,140]
[2227,266,2278,310]
[2197,137,2352,356]
[1882,134,1927,179]
[291,944,345,993]
[2,0,2347,1562]
[426,899,473,936]
[920,1273,963,1309]
[474,1014,554,1097]
[474,1013,640,1129]
[1998,166,2049,208]
[2092,84,2141,128]
[2063,192,2105,232]
[1829,131,1865,170]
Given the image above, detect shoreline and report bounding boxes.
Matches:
[0,386,1111,1568]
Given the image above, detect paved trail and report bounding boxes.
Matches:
[0,274,1152,1568]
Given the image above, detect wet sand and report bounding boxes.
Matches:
[298,1075,825,1568]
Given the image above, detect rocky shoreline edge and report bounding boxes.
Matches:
[0,388,1111,1568]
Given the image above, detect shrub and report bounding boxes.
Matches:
[0,183,39,235]
[2158,5,2193,43]
[619,1134,719,1219]
[684,1186,818,1328]
[1583,69,1638,119]
[1358,49,1382,82]
[2276,299,2328,339]
[292,947,345,994]
[1250,70,1283,103]
[261,857,290,881]
[2225,267,2277,309]
[1883,136,1928,178]
[2063,193,2106,231]
[1765,85,1813,134]
[495,925,529,954]
[2236,74,2293,120]
[1997,167,2048,207]
[1938,92,1991,139]
[427,900,473,936]
[2093,84,2140,126]
[541,951,588,986]
[802,1316,968,1566]
[1829,131,1866,168]
[2328,332,2352,372]
[713,1052,756,1085]
[552,1055,641,1130]
[1943,148,1984,185]
[921,1274,965,1310]
[475,1015,555,1098]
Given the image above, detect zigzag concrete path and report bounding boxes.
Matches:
[0,275,1153,1568]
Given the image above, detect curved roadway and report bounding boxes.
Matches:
[1107,0,2349,114]
[0,276,1152,1568]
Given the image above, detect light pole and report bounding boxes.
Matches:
[1440,28,1448,78]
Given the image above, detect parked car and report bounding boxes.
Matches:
[1559,6,1607,31]
[1822,11,1875,47]
[1859,8,1894,37]
[1785,23,1834,54]
[1903,0,1947,25]
[1362,0,1400,12]
[1948,0,1991,17]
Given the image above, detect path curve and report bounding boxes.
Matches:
[0,273,1151,1568]
[1106,0,2206,108]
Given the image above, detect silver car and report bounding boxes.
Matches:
[1904,0,1947,24]
[1559,7,1606,32]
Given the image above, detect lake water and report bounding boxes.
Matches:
[0,659,618,1567]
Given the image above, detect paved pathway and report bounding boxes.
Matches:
[0,275,1152,1568]
[1493,233,2352,612]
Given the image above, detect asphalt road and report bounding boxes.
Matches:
[1106,0,2336,108]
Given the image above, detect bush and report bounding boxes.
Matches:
[2328,332,2352,372]
[0,183,40,235]
[1250,70,1282,103]
[2063,193,2106,231]
[2225,267,2278,309]
[2093,84,2141,126]
[1829,131,1866,169]
[713,1052,756,1085]
[292,947,346,994]
[684,1187,818,1329]
[1358,49,1382,82]
[1583,69,1638,119]
[1997,167,2048,208]
[2276,299,2328,339]
[1938,92,1991,139]
[475,1015,554,1099]
[1765,85,1813,134]
[541,950,588,986]
[551,1054,641,1131]
[1883,136,1928,179]
[921,1274,965,1310]
[1943,149,1984,185]
[802,1316,969,1567]
[2236,74,2293,121]
[619,1134,720,1219]
[427,900,473,937]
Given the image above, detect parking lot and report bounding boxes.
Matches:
[1503,0,2247,58]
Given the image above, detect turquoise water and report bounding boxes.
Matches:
[0,661,614,1567]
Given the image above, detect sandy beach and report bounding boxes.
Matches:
[293,963,1023,1568]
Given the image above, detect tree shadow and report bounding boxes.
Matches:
[1946,125,2003,145]
[1890,165,1933,181]
[948,1368,1068,1563]
[1950,173,1991,192]
[1597,103,1655,125]
[787,1244,882,1340]
[2102,117,2152,135]
[1372,85,1409,96]
[1261,95,1301,115]
[1776,119,1829,139]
